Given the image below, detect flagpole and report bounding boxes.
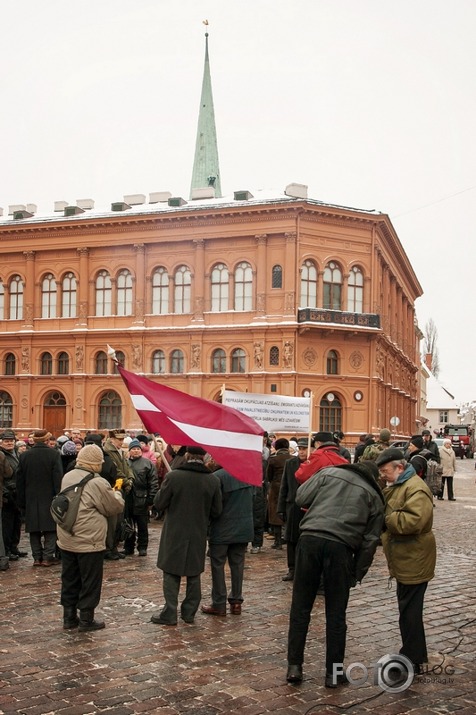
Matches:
[307,391,314,459]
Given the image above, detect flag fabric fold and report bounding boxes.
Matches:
[117,365,265,486]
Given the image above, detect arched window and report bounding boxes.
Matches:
[272,265,283,289]
[152,267,169,315]
[62,272,77,318]
[95,350,108,375]
[98,390,122,430]
[170,349,184,373]
[0,280,4,319]
[9,275,24,320]
[5,353,16,376]
[41,273,57,318]
[231,348,246,373]
[269,346,280,366]
[45,391,66,406]
[300,260,317,308]
[151,350,165,374]
[0,390,13,428]
[95,270,112,317]
[58,352,70,375]
[326,350,339,375]
[211,263,229,312]
[323,261,342,310]
[348,266,364,312]
[174,266,191,314]
[319,393,342,434]
[40,352,53,375]
[113,350,125,375]
[117,269,133,316]
[234,262,253,311]
[211,348,226,373]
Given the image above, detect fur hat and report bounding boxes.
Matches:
[186,445,207,456]
[33,429,52,443]
[84,434,103,447]
[375,447,405,468]
[61,440,77,456]
[136,435,150,444]
[409,435,424,450]
[379,428,392,442]
[128,439,142,449]
[297,438,309,447]
[76,444,104,467]
[313,431,334,445]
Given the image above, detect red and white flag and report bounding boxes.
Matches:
[117,365,265,486]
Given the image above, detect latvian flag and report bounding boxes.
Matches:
[118,365,265,486]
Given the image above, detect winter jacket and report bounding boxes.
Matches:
[16,443,63,532]
[208,469,254,545]
[154,460,222,576]
[127,455,158,516]
[0,451,13,498]
[56,468,124,553]
[266,448,294,526]
[277,455,306,544]
[295,442,348,484]
[381,467,436,585]
[295,463,385,583]
[439,446,456,476]
[0,446,19,506]
[103,439,135,492]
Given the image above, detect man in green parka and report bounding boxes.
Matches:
[376,448,436,675]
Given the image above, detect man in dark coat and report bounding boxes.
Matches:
[123,439,158,556]
[16,429,63,566]
[277,438,309,582]
[151,446,222,625]
[0,429,26,560]
[202,467,254,616]
[266,438,293,549]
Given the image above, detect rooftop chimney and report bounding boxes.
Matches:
[191,187,215,200]
[123,194,146,206]
[284,183,308,199]
[149,191,172,204]
[54,201,69,212]
[77,198,94,210]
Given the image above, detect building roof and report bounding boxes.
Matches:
[425,371,457,410]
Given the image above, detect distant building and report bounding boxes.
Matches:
[0,34,423,442]
[421,371,459,434]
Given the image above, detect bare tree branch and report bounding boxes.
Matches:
[423,318,440,378]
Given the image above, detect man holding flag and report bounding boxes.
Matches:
[150,446,222,625]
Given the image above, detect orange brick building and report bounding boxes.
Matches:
[0,35,422,444]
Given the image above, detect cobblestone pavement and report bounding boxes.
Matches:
[1,461,476,715]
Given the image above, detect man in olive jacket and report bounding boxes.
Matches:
[376,447,436,675]
[151,446,222,626]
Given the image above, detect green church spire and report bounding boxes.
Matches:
[190,31,222,199]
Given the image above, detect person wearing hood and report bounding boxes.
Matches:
[376,448,436,676]
[295,432,348,485]
[57,444,124,631]
[286,460,384,688]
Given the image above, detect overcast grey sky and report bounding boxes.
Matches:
[1,1,474,403]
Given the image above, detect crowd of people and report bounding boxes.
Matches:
[0,424,452,687]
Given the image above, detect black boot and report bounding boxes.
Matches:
[78,608,105,632]
[63,606,79,629]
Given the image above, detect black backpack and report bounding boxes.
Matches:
[50,471,96,534]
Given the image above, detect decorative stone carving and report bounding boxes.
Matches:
[283,340,294,368]
[303,347,317,367]
[132,344,142,370]
[191,344,201,369]
[349,350,364,370]
[75,345,84,371]
[253,342,264,369]
[21,347,30,372]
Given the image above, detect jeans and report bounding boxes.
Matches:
[288,534,354,673]
[208,543,247,607]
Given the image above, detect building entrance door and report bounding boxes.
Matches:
[43,391,67,435]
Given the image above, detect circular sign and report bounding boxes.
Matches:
[390,416,400,427]
[326,392,335,402]
[354,391,363,402]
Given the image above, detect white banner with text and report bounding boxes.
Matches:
[223,390,311,433]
